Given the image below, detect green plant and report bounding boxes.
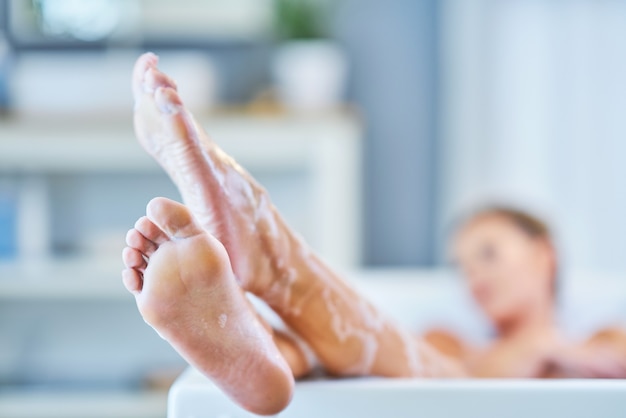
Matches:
[273,0,329,40]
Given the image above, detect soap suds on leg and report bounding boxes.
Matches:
[218,313,228,328]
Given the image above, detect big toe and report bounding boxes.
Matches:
[146,197,203,239]
[132,52,159,99]
[133,53,179,102]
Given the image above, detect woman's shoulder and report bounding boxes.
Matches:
[423,328,469,359]
[585,326,626,351]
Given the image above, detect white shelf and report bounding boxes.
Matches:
[0,112,363,268]
[0,113,360,173]
[0,388,166,418]
[0,257,129,301]
[0,110,364,300]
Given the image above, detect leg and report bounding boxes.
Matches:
[122,197,293,415]
[246,297,315,379]
[132,53,463,378]
[272,329,315,379]
[132,53,284,298]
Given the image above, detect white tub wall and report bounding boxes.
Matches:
[169,368,626,418]
[352,269,626,342]
[251,268,626,351]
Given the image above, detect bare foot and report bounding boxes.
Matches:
[122,197,294,415]
[130,54,462,380]
[132,53,298,307]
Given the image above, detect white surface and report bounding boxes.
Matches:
[170,368,626,418]
[0,114,356,172]
[0,257,128,300]
[11,51,217,116]
[0,389,166,418]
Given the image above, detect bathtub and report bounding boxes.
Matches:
[169,368,626,418]
[167,269,626,417]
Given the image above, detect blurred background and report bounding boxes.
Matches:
[0,0,625,417]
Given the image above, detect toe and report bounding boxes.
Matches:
[122,268,143,294]
[132,52,159,99]
[126,228,158,257]
[155,86,184,115]
[135,216,169,245]
[123,247,148,271]
[145,67,178,92]
[146,197,203,239]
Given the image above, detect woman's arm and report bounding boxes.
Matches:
[423,329,468,360]
[529,329,626,379]
[587,327,626,354]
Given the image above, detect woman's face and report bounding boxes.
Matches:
[452,215,554,327]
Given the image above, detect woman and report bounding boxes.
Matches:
[122,54,623,415]
[425,207,626,378]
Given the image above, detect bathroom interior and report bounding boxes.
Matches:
[1,0,626,417]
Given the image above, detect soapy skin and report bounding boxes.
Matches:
[122,197,294,415]
[125,53,463,415]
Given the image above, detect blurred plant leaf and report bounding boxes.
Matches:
[273,0,329,40]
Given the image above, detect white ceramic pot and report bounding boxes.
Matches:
[272,40,348,112]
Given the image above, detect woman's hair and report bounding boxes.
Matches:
[469,206,551,241]
[456,206,560,299]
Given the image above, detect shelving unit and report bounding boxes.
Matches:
[0,114,353,172]
[0,256,127,301]
[0,389,167,418]
[0,111,362,417]
[0,112,363,267]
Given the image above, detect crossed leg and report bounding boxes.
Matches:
[124,52,463,415]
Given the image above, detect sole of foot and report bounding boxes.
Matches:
[122,197,294,415]
[131,53,299,307]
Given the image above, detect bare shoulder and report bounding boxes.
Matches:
[423,328,470,360]
[586,326,626,352]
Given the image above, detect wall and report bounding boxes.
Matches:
[336,0,440,266]
[439,0,626,272]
